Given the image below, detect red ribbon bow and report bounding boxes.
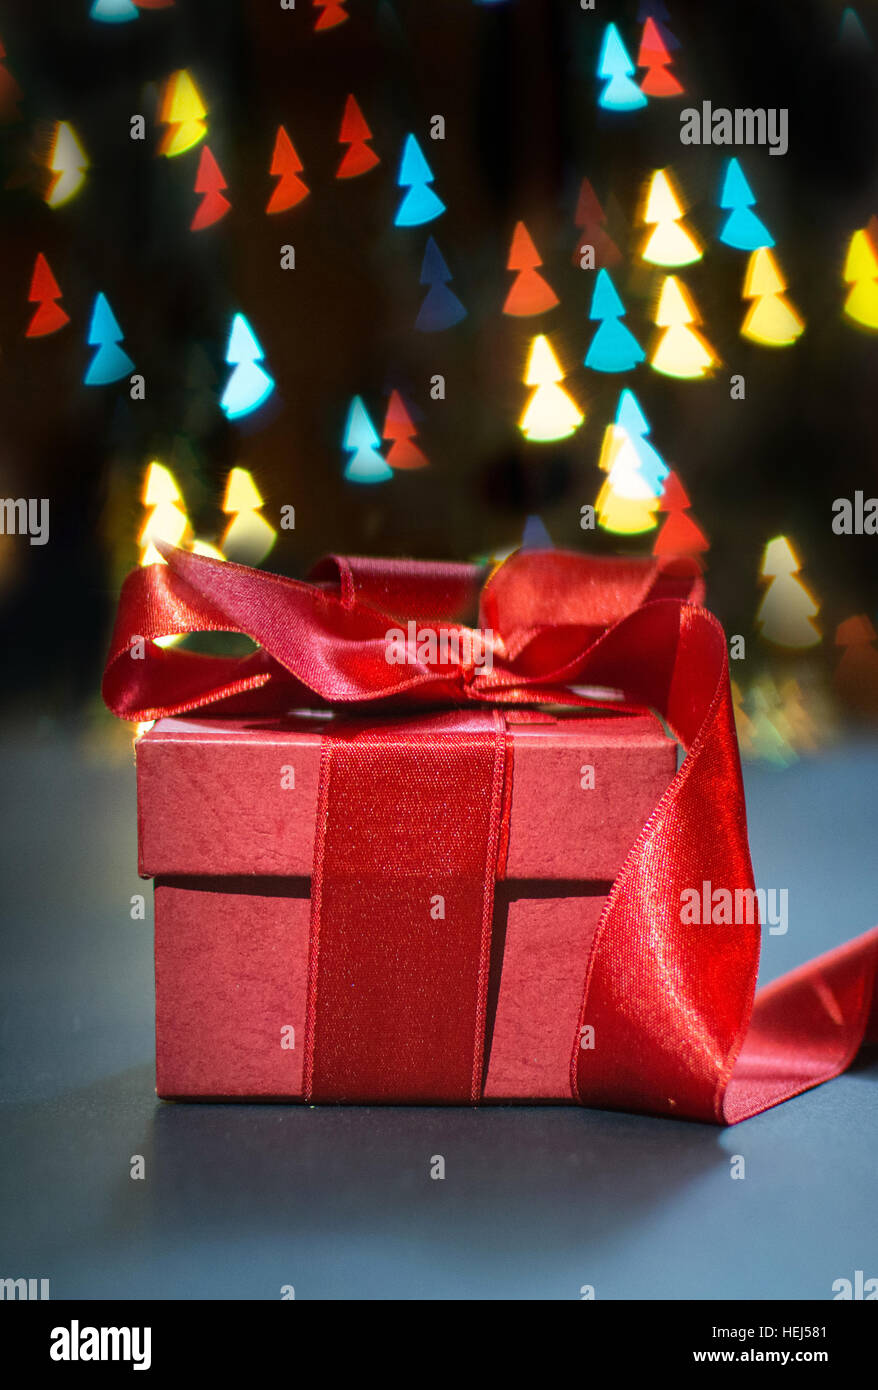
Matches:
[104,544,878,1122]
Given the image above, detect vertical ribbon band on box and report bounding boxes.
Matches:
[303,711,509,1104]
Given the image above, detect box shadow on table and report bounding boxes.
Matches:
[140,1093,727,1271]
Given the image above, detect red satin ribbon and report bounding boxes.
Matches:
[303,710,508,1104]
[104,544,878,1123]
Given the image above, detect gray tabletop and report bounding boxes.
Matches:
[1,730,876,1300]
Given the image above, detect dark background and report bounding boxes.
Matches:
[0,0,876,715]
[1,2,877,1303]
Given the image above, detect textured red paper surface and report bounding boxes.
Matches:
[139,710,675,1101]
[138,711,674,881]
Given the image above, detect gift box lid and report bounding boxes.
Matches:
[136,708,676,882]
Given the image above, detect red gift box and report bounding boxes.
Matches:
[106,546,878,1122]
[137,707,676,1102]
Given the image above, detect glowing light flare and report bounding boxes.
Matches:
[503,221,559,316]
[637,2,679,52]
[139,462,189,563]
[594,394,665,535]
[838,8,871,53]
[519,335,584,442]
[756,682,793,760]
[416,237,467,331]
[521,515,553,551]
[572,177,622,269]
[597,23,648,111]
[652,470,709,563]
[640,169,701,267]
[383,390,428,469]
[741,247,804,346]
[743,246,786,298]
[266,126,309,214]
[643,168,684,224]
[90,0,139,21]
[836,614,878,648]
[0,35,22,123]
[612,389,667,493]
[139,503,188,554]
[777,677,820,754]
[221,466,277,565]
[637,17,683,96]
[614,387,649,438]
[596,490,659,535]
[26,254,69,337]
[602,434,656,501]
[84,293,133,386]
[477,541,518,571]
[842,228,878,330]
[395,134,444,227]
[220,313,275,420]
[844,227,878,281]
[584,269,643,373]
[142,460,181,506]
[337,95,380,178]
[225,467,263,513]
[650,276,716,379]
[343,397,393,483]
[138,459,193,643]
[190,539,226,560]
[46,122,88,207]
[159,70,207,157]
[756,535,821,649]
[314,0,348,30]
[718,158,774,251]
[191,146,230,230]
[834,614,878,716]
[595,431,660,533]
[597,422,625,474]
[742,672,828,767]
[655,275,695,327]
[731,680,757,760]
[736,677,799,767]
